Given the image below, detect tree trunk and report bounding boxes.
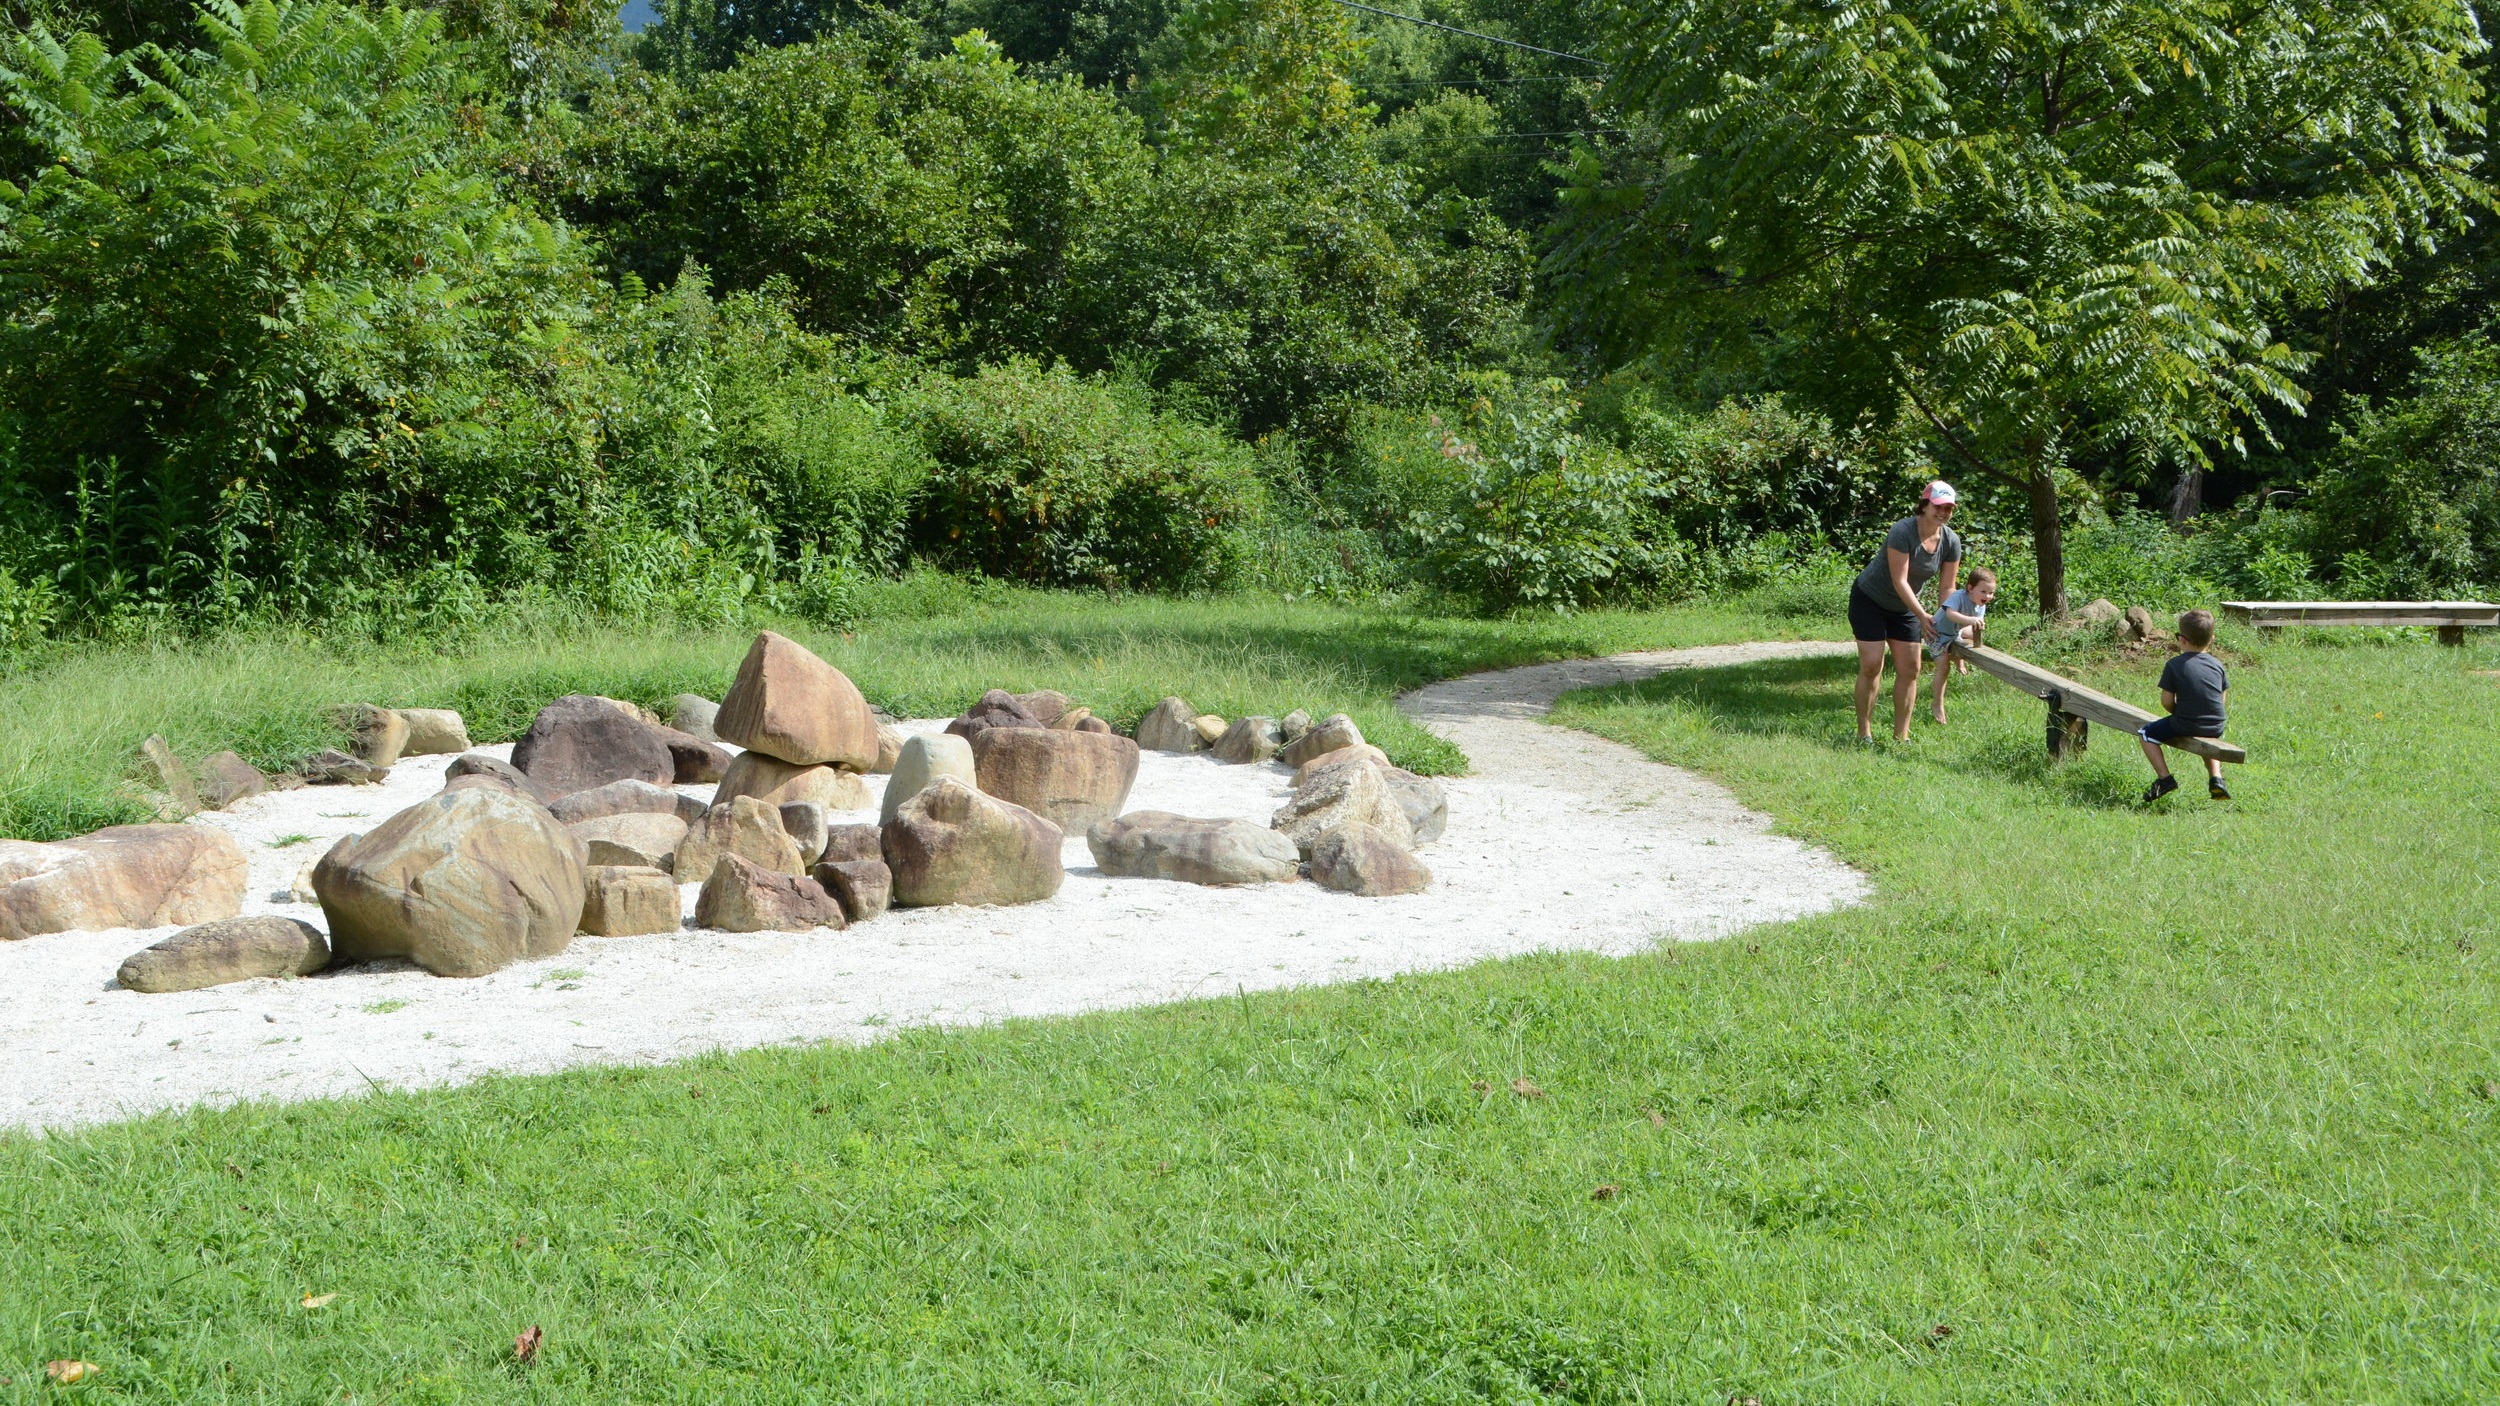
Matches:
[2025,469,2067,619]
[2168,468,2204,525]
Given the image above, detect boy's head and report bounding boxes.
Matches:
[1966,566,1997,604]
[2178,609,2215,649]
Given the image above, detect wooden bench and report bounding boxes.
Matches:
[2221,600,2499,646]
[1946,642,2247,765]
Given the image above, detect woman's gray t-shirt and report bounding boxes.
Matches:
[1852,518,1963,607]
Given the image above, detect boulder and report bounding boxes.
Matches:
[712,751,871,811]
[1135,697,1203,753]
[779,801,829,865]
[654,726,731,784]
[715,630,879,769]
[2123,605,2155,643]
[569,812,689,871]
[1279,709,1312,743]
[1384,767,1448,845]
[578,865,680,937]
[314,786,586,977]
[394,708,471,756]
[1014,690,1074,728]
[945,689,1045,742]
[2077,597,2123,629]
[882,777,1063,908]
[0,825,249,940]
[674,795,806,881]
[338,704,410,767]
[813,858,892,923]
[548,777,704,826]
[1291,743,1390,787]
[1212,716,1283,765]
[198,751,268,809]
[300,748,387,786]
[444,753,552,805]
[670,694,722,742]
[1073,714,1113,735]
[1087,812,1300,886]
[1271,759,1413,858]
[117,915,330,993]
[970,727,1140,831]
[510,694,673,799]
[694,854,846,933]
[880,733,978,826]
[822,824,883,865]
[1191,715,1228,745]
[1279,713,1363,769]
[872,723,907,774]
[1309,822,1432,896]
[136,735,201,816]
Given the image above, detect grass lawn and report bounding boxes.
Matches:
[3,600,2497,1401]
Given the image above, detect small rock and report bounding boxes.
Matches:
[315,786,586,977]
[1310,822,1431,896]
[0,824,249,940]
[654,725,731,784]
[198,751,268,809]
[1190,715,1227,745]
[2077,597,2123,628]
[694,853,846,933]
[1384,767,1448,845]
[670,694,721,742]
[1279,709,1312,743]
[569,812,689,871]
[1279,713,1363,769]
[712,751,871,811]
[117,915,329,994]
[812,858,892,923]
[872,723,907,774]
[394,708,471,756]
[1014,690,1074,728]
[945,689,1045,741]
[511,694,674,799]
[443,753,552,805]
[596,696,665,727]
[821,824,882,864]
[881,733,977,826]
[338,704,410,767]
[882,776,1063,908]
[1272,759,1413,858]
[548,778,705,826]
[283,854,324,904]
[1075,715,1111,734]
[674,795,807,881]
[779,801,829,865]
[1087,812,1300,886]
[2123,605,2155,642]
[1051,705,1097,731]
[301,748,388,786]
[715,630,879,768]
[1135,697,1203,753]
[578,865,680,936]
[1290,743,1390,787]
[1212,716,1283,765]
[136,734,201,816]
[970,727,1140,831]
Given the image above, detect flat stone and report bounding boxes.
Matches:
[945,689,1046,742]
[315,786,586,977]
[654,726,731,784]
[881,733,977,826]
[443,753,550,805]
[970,727,1140,831]
[694,853,846,933]
[1309,822,1432,896]
[883,777,1063,908]
[715,630,878,768]
[117,915,329,993]
[301,748,388,786]
[1279,713,1362,769]
[578,865,680,936]
[1135,697,1203,753]
[198,751,268,809]
[712,751,871,811]
[548,778,705,826]
[510,694,673,799]
[1087,812,1300,886]
[394,708,471,755]
[0,825,248,940]
[569,812,689,871]
[812,858,892,922]
[674,795,807,881]
[1212,716,1282,765]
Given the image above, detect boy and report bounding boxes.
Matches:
[1926,566,1996,724]
[2139,608,2230,802]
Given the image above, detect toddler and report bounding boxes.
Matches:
[1926,566,1995,724]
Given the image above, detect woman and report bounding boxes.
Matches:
[1849,481,1963,743]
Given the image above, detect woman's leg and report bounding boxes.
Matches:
[1854,640,1886,740]
[1889,639,1922,740]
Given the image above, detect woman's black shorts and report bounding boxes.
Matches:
[1848,587,1920,643]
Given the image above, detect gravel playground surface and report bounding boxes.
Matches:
[0,642,1866,1131]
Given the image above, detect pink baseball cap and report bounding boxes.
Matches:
[1922,480,1959,506]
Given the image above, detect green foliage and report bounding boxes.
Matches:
[2305,334,2500,596]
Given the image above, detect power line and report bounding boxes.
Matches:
[1328,0,1608,69]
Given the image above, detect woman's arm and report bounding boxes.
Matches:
[1933,558,1960,604]
[1886,549,1928,624]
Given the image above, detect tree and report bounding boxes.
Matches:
[1563,0,2490,613]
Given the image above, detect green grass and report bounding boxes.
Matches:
[3,606,2498,1401]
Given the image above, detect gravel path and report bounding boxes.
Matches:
[0,641,1864,1131]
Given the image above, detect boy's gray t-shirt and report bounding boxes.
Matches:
[1853,518,1963,605]
[2158,650,2229,735]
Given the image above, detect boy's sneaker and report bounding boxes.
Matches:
[2209,778,2231,800]
[2141,776,2179,804]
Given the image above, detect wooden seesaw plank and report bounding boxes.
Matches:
[2221,600,2500,629]
[1947,642,2248,765]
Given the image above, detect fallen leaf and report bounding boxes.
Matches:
[1642,1107,1667,1128]
[513,1236,531,1250]
[513,1325,543,1367]
[300,1294,337,1309]
[224,1162,244,1180]
[1590,1183,1620,1201]
[1928,1323,1954,1344]
[1468,1080,1491,1095]
[44,1361,100,1384]
[1509,1077,1545,1099]
[810,1105,831,1115]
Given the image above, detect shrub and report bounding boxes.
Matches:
[2303,334,2500,597]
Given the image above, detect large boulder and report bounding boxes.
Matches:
[970,728,1140,832]
[1309,823,1432,896]
[569,812,689,871]
[1271,759,1413,858]
[1087,812,1299,886]
[510,694,673,799]
[655,727,731,785]
[444,753,553,806]
[1014,690,1074,728]
[394,708,471,756]
[712,751,871,811]
[674,795,807,881]
[2077,597,2123,629]
[117,915,330,993]
[0,825,248,940]
[314,786,587,977]
[1135,697,1204,753]
[880,733,977,826]
[944,689,1045,742]
[822,823,883,865]
[813,858,892,923]
[199,751,268,810]
[669,694,721,742]
[1278,713,1363,770]
[694,854,846,933]
[1212,716,1283,765]
[1384,768,1448,845]
[578,865,680,936]
[882,777,1063,908]
[715,630,878,769]
[339,704,410,767]
[549,778,705,826]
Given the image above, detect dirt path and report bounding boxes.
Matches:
[0,642,1867,1131]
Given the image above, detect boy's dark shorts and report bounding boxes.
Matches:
[2140,715,2224,744]
[1848,588,1920,644]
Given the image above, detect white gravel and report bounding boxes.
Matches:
[0,642,1866,1131]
